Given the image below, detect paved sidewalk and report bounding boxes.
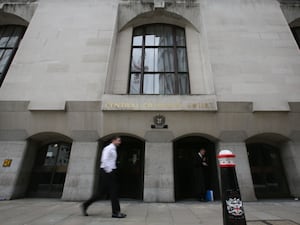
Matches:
[0,199,299,225]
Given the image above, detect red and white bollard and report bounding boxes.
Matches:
[218,150,247,225]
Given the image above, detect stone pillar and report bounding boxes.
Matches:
[281,141,300,198]
[217,142,257,201]
[62,142,99,201]
[143,142,175,202]
[0,141,28,200]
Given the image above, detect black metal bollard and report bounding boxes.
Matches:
[218,150,247,225]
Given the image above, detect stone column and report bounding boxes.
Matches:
[143,142,175,202]
[217,142,257,201]
[0,141,29,199]
[62,142,99,201]
[281,141,300,198]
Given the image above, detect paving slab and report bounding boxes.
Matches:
[0,199,299,225]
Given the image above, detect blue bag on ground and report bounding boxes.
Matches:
[205,190,214,201]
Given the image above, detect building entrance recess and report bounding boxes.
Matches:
[173,136,220,201]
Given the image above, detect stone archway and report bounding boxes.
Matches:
[26,132,73,198]
[173,134,220,201]
[99,134,145,200]
[246,133,291,199]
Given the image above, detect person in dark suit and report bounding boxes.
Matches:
[194,148,208,201]
[81,136,126,218]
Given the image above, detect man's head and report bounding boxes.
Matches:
[199,148,206,155]
[111,136,122,147]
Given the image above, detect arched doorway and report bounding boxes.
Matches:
[100,135,145,200]
[26,133,72,198]
[246,142,290,198]
[173,135,220,201]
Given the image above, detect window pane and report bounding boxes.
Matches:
[159,25,173,46]
[145,34,155,46]
[133,35,143,46]
[7,26,24,48]
[144,48,158,72]
[0,26,14,48]
[129,73,141,94]
[131,48,142,72]
[56,144,71,166]
[0,49,13,74]
[145,24,173,46]
[143,74,159,94]
[145,48,174,72]
[178,73,190,94]
[0,49,4,59]
[177,48,188,72]
[163,73,176,95]
[133,27,143,46]
[145,25,155,46]
[176,28,186,46]
[44,144,59,166]
[160,48,174,72]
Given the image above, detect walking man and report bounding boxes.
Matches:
[81,136,126,218]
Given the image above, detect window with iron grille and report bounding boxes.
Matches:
[129,24,190,95]
[0,25,26,86]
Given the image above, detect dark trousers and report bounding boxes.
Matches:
[83,169,120,214]
[194,168,206,199]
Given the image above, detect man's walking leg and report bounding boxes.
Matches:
[81,194,101,216]
[81,169,106,216]
[109,171,126,218]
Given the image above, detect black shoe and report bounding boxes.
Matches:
[81,203,88,216]
[112,212,127,218]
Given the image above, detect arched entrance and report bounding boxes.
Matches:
[246,139,291,198]
[173,135,220,201]
[100,135,145,200]
[26,133,72,198]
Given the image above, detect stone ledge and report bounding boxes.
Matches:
[27,100,66,111]
[217,102,253,113]
[0,130,28,141]
[0,101,29,112]
[289,102,300,112]
[253,101,290,112]
[66,101,101,112]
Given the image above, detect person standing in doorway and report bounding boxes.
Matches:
[194,148,208,201]
[81,136,126,218]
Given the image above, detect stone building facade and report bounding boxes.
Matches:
[0,0,300,202]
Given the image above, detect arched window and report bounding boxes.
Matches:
[129,24,190,95]
[0,25,26,86]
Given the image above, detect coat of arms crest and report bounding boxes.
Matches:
[151,114,167,129]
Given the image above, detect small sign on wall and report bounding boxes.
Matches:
[3,159,12,167]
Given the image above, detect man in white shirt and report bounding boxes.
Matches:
[81,136,126,218]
